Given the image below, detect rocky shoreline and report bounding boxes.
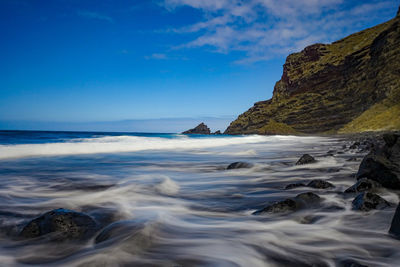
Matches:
[5,131,399,265]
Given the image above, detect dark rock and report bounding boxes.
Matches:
[327,150,336,156]
[389,203,400,238]
[346,157,358,162]
[182,123,211,134]
[344,178,381,193]
[295,154,316,165]
[356,133,400,189]
[342,144,347,149]
[307,179,334,189]
[397,5,400,17]
[352,192,390,211]
[285,183,306,190]
[253,199,297,214]
[295,192,321,207]
[350,142,360,149]
[253,192,321,214]
[20,208,98,240]
[383,133,399,147]
[213,130,222,135]
[339,259,368,267]
[227,162,253,170]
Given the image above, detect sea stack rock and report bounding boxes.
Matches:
[182,123,211,134]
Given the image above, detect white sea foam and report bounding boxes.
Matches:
[0,135,327,160]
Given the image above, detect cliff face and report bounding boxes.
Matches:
[225,12,400,135]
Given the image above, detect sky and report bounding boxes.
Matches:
[0,0,398,132]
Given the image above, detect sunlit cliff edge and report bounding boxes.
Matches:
[225,8,400,135]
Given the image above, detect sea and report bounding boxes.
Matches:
[0,130,398,266]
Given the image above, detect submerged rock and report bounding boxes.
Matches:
[182,123,211,134]
[356,133,400,189]
[344,178,381,193]
[389,203,400,239]
[351,192,390,211]
[295,154,316,165]
[307,179,334,189]
[227,162,253,170]
[253,192,321,214]
[20,208,98,240]
[285,183,306,190]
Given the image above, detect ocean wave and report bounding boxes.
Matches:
[0,135,327,160]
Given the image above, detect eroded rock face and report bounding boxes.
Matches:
[351,192,390,211]
[296,154,316,165]
[224,13,400,135]
[356,133,400,189]
[389,203,400,238]
[20,208,98,241]
[227,162,253,170]
[182,123,211,134]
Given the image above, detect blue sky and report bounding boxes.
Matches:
[0,0,398,132]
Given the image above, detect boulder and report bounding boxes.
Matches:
[344,178,381,193]
[351,192,390,211]
[227,162,253,170]
[253,199,297,214]
[213,130,222,135]
[253,192,320,214]
[389,203,400,238]
[20,208,98,240]
[295,192,321,207]
[307,179,334,189]
[356,133,400,189]
[295,154,316,165]
[182,123,211,134]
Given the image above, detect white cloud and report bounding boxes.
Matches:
[145,53,169,60]
[161,0,397,64]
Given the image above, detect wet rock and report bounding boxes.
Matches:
[213,130,222,135]
[339,259,368,267]
[182,123,211,134]
[227,162,253,170]
[295,154,316,165]
[253,192,320,214]
[253,199,297,214]
[285,183,306,190]
[344,178,381,193]
[350,142,360,149]
[346,157,358,162]
[356,133,400,189]
[389,203,400,239]
[307,179,334,189]
[20,208,98,240]
[295,192,321,207]
[352,192,390,211]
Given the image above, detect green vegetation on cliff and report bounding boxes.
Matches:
[225,11,400,135]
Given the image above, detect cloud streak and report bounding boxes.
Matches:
[162,0,397,64]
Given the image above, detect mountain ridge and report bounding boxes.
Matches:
[225,10,400,135]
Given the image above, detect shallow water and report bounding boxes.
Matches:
[0,131,399,266]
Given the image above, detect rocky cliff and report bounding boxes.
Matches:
[225,11,400,135]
